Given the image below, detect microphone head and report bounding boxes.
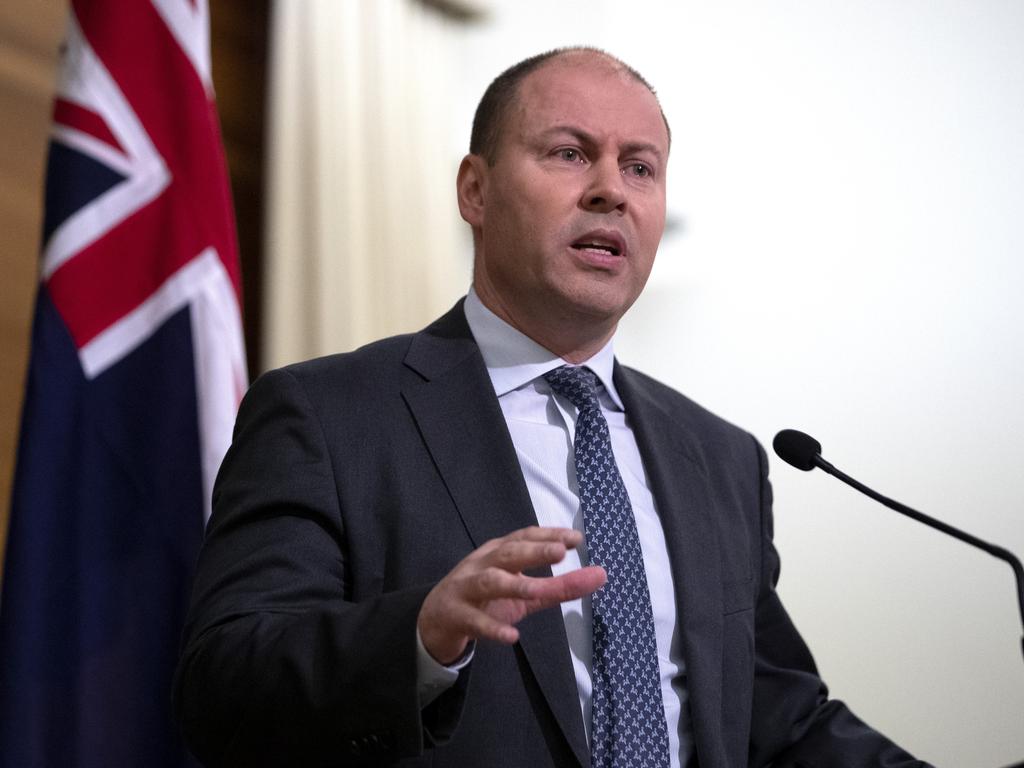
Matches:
[773,429,822,471]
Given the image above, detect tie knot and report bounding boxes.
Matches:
[544,365,601,413]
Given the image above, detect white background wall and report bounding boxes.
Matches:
[449,1,1024,764]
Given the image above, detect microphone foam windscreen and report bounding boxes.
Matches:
[772,429,822,471]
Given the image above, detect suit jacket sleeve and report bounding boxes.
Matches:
[173,367,465,767]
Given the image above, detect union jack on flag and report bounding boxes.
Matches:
[0,1,245,765]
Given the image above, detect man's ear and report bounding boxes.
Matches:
[456,154,488,227]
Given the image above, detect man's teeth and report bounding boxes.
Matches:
[574,243,619,255]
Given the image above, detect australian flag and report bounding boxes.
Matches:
[0,1,246,765]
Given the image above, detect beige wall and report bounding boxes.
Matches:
[0,1,65,565]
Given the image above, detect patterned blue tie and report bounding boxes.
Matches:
[544,365,671,768]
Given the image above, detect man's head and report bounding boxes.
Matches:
[457,48,671,361]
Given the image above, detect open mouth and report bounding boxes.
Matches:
[570,231,625,257]
[571,242,621,256]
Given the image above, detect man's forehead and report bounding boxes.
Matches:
[513,57,669,149]
[519,53,646,101]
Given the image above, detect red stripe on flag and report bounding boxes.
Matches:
[52,98,125,154]
[49,0,241,350]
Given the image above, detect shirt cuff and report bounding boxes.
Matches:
[415,628,474,708]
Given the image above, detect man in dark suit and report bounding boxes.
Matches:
[174,48,931,767]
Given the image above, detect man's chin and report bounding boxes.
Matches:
[551,282,641,325]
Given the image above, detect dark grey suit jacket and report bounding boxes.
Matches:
[174,302,928,767]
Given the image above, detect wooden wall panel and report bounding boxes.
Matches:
[0,0,66,562]
[211,0,269,379]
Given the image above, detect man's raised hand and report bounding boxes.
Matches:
[417,526,607,665]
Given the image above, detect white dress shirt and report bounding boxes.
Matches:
[469,288,696,766]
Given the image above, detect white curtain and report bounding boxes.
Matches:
[263,0,471,370]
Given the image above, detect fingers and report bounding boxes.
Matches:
[435,565,605,650]
[419,572,527,663]
[525,565,607,609]
[418,525,600,665]
[462,566,534,602]
[501,525,583,545]
[462,564,606,605]
[481,526,584,555]
[438,597,522,646]
[480,538,574,575]
[476,525,585,575]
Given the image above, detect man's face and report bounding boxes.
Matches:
[464,56,669,342]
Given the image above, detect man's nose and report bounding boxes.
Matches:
[580,160,627,214]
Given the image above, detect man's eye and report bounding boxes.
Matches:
[626,163,652,178]
[556,148,583,163]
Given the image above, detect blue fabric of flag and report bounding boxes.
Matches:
[0,288,204,767]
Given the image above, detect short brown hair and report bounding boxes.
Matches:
[469,46,671,165]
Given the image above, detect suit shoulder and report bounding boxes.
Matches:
[617,364,754,448]
[252,333,418,403]
[252,301,472,397]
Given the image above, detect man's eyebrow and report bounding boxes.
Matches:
[539,125,594,142]
[621,141,665,162]
[537,125,665,162]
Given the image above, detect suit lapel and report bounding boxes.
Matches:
[615,364,725,767]
[401,303,591,767]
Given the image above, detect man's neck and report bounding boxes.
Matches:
[472,286,617,364]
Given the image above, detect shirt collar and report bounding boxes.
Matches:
[463,286,624,410]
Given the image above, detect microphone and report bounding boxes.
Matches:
[773,429,828,472]
[772,428,1024,665]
